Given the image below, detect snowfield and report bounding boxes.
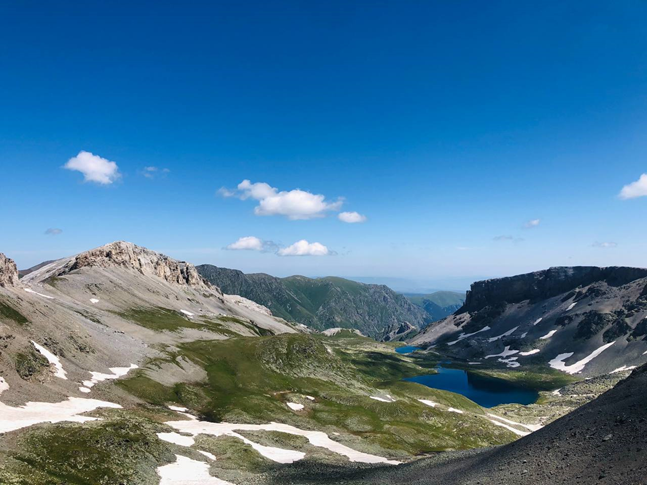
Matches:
[80,364,138,392]
[487,326,519,343]
[549,342,616,374]
[448,326,491,346]
[485,346,519,359]
[0,397,121,433]
[539,329,557,340]
[157,455,233,485]
[165,413,400,465]
[31,341,67,379]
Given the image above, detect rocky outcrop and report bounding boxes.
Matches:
[58,241,214,291]
[379,321,417,342]
[462,266,647,313]
[197,265,428,338]
[0,253,19,287]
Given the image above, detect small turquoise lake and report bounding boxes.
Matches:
[395,346,420,354]
[404,366,539,408]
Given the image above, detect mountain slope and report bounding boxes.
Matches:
[197,265,428,337]
[405,291,465,322]
[270,362,647,484]
[411,266,647,377]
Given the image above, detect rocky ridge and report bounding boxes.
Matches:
[0,253,19,287]
[56,241,214,291]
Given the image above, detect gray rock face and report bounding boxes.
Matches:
[380,321,417,342]
[0,253,19,287]
[58,241,214,291]
[463,266,647,313]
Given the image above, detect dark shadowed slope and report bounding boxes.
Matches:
[266,363,647,484]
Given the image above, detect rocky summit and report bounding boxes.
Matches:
[0,253,19,287]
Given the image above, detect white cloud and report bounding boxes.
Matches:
[523,219,541,229]
[226,236,264,251]
[493,235,524,243]
[63,151,121,185]
[219,180,343,220]
[278,240,330,256]
[592,241,618,248]
[44,228,62,236]
[619,174,647,200]
[338,211,367,223]
[141,166,169,179]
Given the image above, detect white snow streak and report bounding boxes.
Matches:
[180,310,195,317]
[158,432,196,447]
[487,326,519,343]
[80,364,138,391]
[31,341,67,379]
[532,318,543,326]
[447,326,491,346]
[549,342,616,374]
[610,365,637,374]
[24,288,54,299]
[0,377,9,395]
[566,302,577,311]
[539,329,557,340]
[485,346,519,359]
[90,298,100,304]
[519,349,540,356]
[165,415,400,465]
[447,408,464,414]
[287,402,304,411]
[417,399,438,408]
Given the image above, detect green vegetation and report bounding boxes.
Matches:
[14,350,48,380]
[0,300,28,325]
[119,334,516,457]
[468,367,579,391]
[0,413,172,485]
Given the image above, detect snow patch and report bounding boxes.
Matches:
[519,349,540,356]
[447,326,491,346]
[610,365,637,374]
[468,362,481,365]
[498,357,520,368]
[485,346,519,359]
[306,396,315,401]
[165,415,400,465]
[551,389,561,396]
[549,342,616,374]
[447,408,464,414]
[488,419,529,436]
[180,310,195,317]
[287,402,304,411]
[199,451,216,461]
[81,364,138,390]
[520,332,528,338]
[487,414,542,432]
[31,341,67,379]
[0,377,9,395]
[24,288,54,299]
[539,329,557,340]
[90,298,99,304]
[533,318,543,326]
[487,326,519,343]
[418,399,438,408]
[566,302,577,311]
[157,455,233,485]
[169,405,189,412]
[158,432,196,447]
[370,395,396,403]
[0,397,121,433]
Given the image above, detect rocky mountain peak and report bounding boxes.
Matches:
[59,241,214,290]
[0,253,19,287]
[463,266,647,313]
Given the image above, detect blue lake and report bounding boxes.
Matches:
[395,346,420,354]
[404,366,539,408]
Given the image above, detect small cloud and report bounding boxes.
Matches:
[592,241,618,248]
[619,174,647,200]
[278,240,330,256]
[456,246,471,251]
[219,179,343,220]
[63,151,121,185]
[493,235,524,243]
[225,236,278,252]
[338,211,367,223]
[44,228,62,236]
[523,219,541,229]
[140,166,170,179]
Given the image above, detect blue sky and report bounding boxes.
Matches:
[1,1,646,288]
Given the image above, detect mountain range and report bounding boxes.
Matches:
[197,265,429,338]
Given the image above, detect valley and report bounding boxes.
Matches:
[0,243,644,484]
